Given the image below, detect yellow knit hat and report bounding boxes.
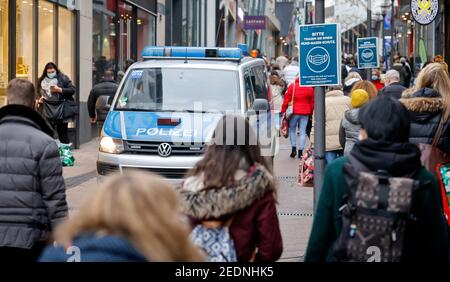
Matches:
[351,89,370,108]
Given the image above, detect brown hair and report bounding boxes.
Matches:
[53,172,204,262]
[7,78,36,108]
[415,62,450,119]
[188,115,272,190]
[351,80,378,100]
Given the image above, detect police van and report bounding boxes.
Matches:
[97,46,279,181]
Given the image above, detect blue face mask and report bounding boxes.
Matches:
[371,75,379,81]
[47,72,57,79]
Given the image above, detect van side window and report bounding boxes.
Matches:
[244,72,255,109]
[251,66,268,100]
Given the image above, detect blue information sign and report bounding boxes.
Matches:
[357,37,380,69]
[299,23,341,87]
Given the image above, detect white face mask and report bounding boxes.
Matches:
[47,72,57,79]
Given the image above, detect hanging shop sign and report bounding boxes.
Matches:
[411,0,439,25]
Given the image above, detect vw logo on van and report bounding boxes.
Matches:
[157,143,173,158]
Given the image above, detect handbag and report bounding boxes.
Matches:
[298,145,314,187]
[418,114,450,176]
[63,100,79,119]
[43,99,65,121]
[280,113,289,138]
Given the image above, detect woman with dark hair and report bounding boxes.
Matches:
[177,115,283,262]
[305,96,448,262]
[38,62,76,144]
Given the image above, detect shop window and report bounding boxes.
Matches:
[38,0,55,75]
[16,0,34,82]
[0,0,8,107]
[58,7,75,82]
[118,1,133,71]
[137,9,156,58]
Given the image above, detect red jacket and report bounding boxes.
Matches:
[281,78,315,115]
[372,80,385,91]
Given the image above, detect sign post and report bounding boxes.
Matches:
[357,37,380,69]
[298,20,340,210]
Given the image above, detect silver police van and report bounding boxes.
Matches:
[97,46,278,181]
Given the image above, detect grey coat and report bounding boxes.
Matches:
[0,105,68,249]
[339,109,361,156]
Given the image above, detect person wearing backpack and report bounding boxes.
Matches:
[305,96,448,262]
[177,115,283,262]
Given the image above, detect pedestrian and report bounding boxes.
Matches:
[269,71,285,113]
[392,58,408,86]
[177,115,283,262]
[281,77,315,158]
[283,58,299,86]
[350,80,378,100]
[87,70,118,136]
[378,70,407,100]
[339,89,370,156]
[371,69,385,91]
[39,172,204,262]
[311,86,351,164]
[401,57,413,88]
[305,96,448,262]
[343,72,362,96]
[0,79,68,262]
[400,63,450,156]
[38,62,76,144]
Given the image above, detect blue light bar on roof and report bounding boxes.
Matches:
[141,46,243,60]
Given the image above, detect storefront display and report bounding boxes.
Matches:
[0,0,8,107]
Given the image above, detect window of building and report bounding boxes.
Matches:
[0,0,8,107]
[58,6,75,81]
[38,0,55,75]
[16,0,34,83]
[137,9,156,58]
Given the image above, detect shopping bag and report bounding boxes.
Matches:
[281,115,289,138]
[59,143,75,167]
[298,146,314,187]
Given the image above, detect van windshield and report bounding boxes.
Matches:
[115,68,240,112]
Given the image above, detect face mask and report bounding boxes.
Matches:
[371,75,379,81]
[47,72,57,79]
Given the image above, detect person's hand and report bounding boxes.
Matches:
[38,97,45,104]
[50,85,63,94]
[90,117,97,124]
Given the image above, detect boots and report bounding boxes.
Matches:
[290,147,297,158]
[298,150,303,159]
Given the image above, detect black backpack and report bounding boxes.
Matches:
[332,155,421,262]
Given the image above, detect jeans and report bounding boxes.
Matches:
[289,115,309,150]
[326,150,343,164]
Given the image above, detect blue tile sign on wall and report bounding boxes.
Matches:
[357,37,380,69]
[299,23,341,87]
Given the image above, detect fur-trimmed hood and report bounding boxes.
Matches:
[0,104,55,137]
[400,87,444,113]
[176,164,274,220]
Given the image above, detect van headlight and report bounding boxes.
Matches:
[99,137,124,154]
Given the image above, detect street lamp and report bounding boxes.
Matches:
[379,1,391,71]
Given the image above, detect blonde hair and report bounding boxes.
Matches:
[351,80,378,100]
[344,72,362,83]
[415,63,450,119]
[53,172,204,262]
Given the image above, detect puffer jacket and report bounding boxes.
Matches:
[400,88,450,154]
[0,105,68,249]
[87,79,119,120]
[177,163,283,262]
[311,90,351,151]
[339,108,361,156]
[281,78,314,116]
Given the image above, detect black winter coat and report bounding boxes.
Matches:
[87,79,118,120]
[400,88,450,154]
[378,82,407,100]
[0,105,68,249]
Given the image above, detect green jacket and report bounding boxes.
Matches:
[305,157,449,262]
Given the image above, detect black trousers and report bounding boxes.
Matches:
[0,241,47,262]
[50,121,70,144]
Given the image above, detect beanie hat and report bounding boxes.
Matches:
[351,89,370,108]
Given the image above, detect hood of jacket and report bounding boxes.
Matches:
[326,90,344,98]
[400,87,444,113]
[177,164,274,220]
[0,104,54,137]
[344,108,360,125]
[351,138,422,177]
